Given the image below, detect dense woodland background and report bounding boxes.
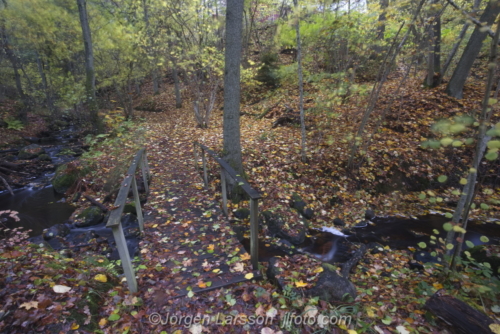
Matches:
[1,0,500,333]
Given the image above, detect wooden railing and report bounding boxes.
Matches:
[193,142,261,270]
[106,148,150,293]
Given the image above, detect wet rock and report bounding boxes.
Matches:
[43,224,70,240]
[353,221,368,228]
[18,144,45,160]
[234,208,250,220]
[369,243,385,254]
[289,193,314,220]
[333,218,345,227]
[52,162,84,194]
[413,250,442,264]
[306,266,356,302]
[66,230,98,246]
[75,206,104,227]
[267,257,356,303]
[365,209,375,221]
[262,210,307,245]
[23,137,40,143]
[38,154,52,162]
[123,202,137,215]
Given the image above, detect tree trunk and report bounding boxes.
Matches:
[77,0,101,132]
[0,28,29,123]
[293,0,307,162]
[439,0,482,85]
[377,0,389,40]
[36,53,57,116]
[142,0,160,95]
[446,0,500,99]
[172,60,182,108]
[222,0,245,177]
[445,14,500,269]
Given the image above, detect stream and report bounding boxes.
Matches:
[0,126,81,236]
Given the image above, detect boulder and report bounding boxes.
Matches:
[43,224,70,240]
[365,209,376,221]
[51,162,82,194]
[234,208,250,220]
[306,265,357,302]
[123,202,137,215]
[75,206,104,227]
[289,193,314,220]
[333,218,345,227]
[262,209,307,245]
[267,257,356,303]
[38,154,52,162]
[18,144,45,160]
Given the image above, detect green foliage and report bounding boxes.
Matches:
[256,52,280,87]
[4,117,25,130]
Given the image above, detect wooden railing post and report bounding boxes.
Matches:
[141,153,149,195]
[132,176,144,232]
[250,198,259,270]
[193,142,261,271]
[220,169,228,216]
[201,149,208,187]
[111,225,138,293]
[106,148,148,293]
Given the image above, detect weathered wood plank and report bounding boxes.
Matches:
[106,149,145,228]
[132,176,144,232]
[111,225,138,293]
[193,142,261,200]
[250,198,259,270]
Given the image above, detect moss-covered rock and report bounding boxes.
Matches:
[75,206,104,227]
[51,162,82,194]
[38,153,52,162]
[123,202,137,215]
[18,144,45,160]
[262,209,308,245]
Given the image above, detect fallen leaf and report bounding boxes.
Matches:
[19,301,38,310]
[94,274,107,283]
[53,285,72,293]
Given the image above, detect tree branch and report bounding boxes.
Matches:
[445,0,496,38]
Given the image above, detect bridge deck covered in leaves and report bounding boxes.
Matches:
[136,134,260,303]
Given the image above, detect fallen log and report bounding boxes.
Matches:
[425,289,497,334]
[341,244,367,277]
[0,149,18,154]
[0,175,14,196]
[83,195,109,213]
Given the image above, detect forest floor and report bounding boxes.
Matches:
[1,70,500,334]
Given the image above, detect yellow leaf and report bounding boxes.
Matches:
[152,224,158,228]
[97,259,104,263]
[240,253,251,261]
[99,318,107,327]
[295,280,308,288]
[198,281,207,288]
[366,307,375,318]
[347,330,357,334]
[94,274,107,283]
[313,267,324,273]
[245,273,254,279]
[207,244,215,251]
[490,324,500,334]
[71,323,79,330]
[433,283,443,290]
[212,269,220,273]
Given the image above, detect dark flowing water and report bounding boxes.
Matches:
[0,127,80,237]
[0,185,75,236]
[240,214,500,263]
